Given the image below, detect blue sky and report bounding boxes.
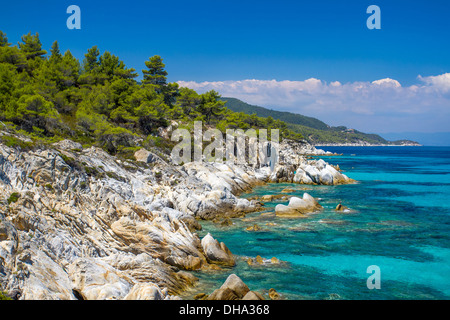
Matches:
[1,0,450,139]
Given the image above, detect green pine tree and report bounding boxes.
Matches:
[49,41,62,63]
[142,55,168,87]
[19,32,47,59]
[0,31,11,47]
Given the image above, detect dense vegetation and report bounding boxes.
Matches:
[222,97,330,131]
[222,97,405,145]
[0,31,303,157]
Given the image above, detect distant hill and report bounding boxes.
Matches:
[381,132,450,146]
[221,97,421,146]
[221,97,330,131]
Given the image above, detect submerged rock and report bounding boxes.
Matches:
[193,292,208,300]
[281,188,296,193]
[260,194,290,202]
[335,203,350,212]
[260,195,274,202]
[246,255,283,266]
[245,224,262,231]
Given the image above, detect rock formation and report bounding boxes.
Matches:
[275,193,323,217]
[0,135,353,300]
[206,274,264,300]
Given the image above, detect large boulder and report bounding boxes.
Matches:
[268,164,296,183]
[207,274,264,300]
[134,148,157,163]
[110,216,206,271]
[201,233,235,266]
[275,193,322,217]
[294,161,353,185]
[220,273,250,298]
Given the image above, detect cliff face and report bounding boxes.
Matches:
[0,137,352,300]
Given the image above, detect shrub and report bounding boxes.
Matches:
[0,135,34,150]
[7,192,20,204]
[0,291,12,300]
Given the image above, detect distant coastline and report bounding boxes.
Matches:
[221,98,423,147]
[315,142,422,147]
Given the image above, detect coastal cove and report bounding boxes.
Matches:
[1,2,449,304]
[1,139,449,300]
[183,146,450,300]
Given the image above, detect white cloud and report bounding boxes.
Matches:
[177,73,450,133]
[418,73,450,92]
[371,78,401,88]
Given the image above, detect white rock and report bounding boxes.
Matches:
[124,283,165,300]
[68,258,134,300]
[201,233,235,266]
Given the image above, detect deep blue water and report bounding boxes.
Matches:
[186,147,450,300]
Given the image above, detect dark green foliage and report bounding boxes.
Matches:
[49,41,62,63]
[0,45,27,72]
[99,51,138,81]
[60,154,84,171]
[0,291,12,300]
[222,97,330,131]
[0,31,11,47]
[198,90,225,124]
[7,192,20,204]
[142,55,167,87]
[82,45,100,73]
[19,32,47,60]
[105,171,126,182]
[0,30,307,160]
[83,166,104,178]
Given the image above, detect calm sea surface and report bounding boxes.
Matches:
[184,146,450,300]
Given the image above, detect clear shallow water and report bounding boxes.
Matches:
[185,147,450,300]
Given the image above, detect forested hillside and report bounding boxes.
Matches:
[221,97,330,131]
[221,97,418,145]
[0,31,305,157]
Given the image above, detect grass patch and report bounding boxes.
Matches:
[0,135,34,150]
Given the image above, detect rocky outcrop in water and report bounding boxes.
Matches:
[206,274,264,300]
[267,140,354,185]
[270,159,353,185]
[275,193,322,217]
[201,233,235,266]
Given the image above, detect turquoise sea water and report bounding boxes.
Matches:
[186,147,450,300]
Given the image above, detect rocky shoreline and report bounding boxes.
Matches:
[0,134,354,300]
[315,142,422,147]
